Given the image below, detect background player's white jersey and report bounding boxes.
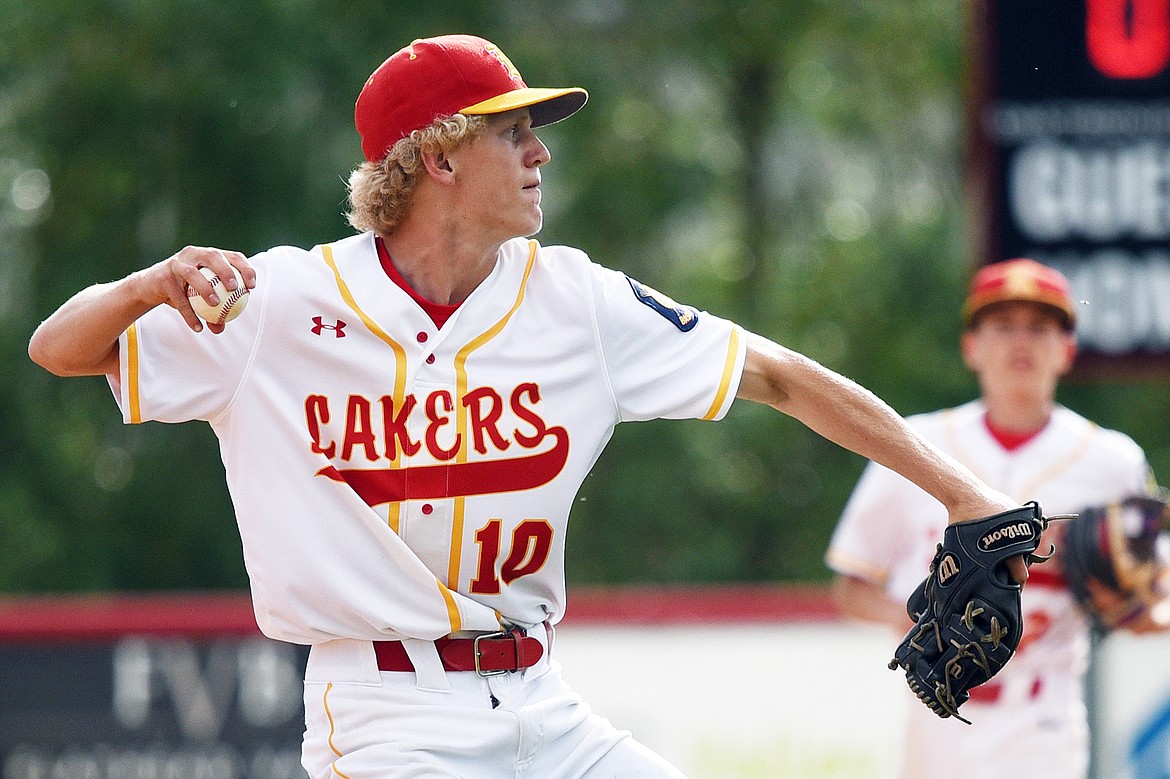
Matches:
[112,232,745,645]
[827,399,1152,779]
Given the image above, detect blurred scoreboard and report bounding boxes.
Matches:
[0,594,308,779]
[970,0,1170,369]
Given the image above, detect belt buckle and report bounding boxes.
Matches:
[473,630,512,677]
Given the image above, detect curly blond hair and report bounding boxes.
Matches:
[346,113,488,236]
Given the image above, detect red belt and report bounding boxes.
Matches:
[373,628,544,676]
[968,676,1043,704]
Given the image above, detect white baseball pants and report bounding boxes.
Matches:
[301,632,688,778]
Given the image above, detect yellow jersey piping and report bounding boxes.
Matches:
[447,240,539,591]
[126,323,142,424]
[702,326,741,420]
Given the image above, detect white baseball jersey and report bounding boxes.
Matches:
[111,231,746,645]
[826,399,1152,779]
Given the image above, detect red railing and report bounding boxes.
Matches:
[0,583,839,643]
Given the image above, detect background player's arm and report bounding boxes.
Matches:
[737,331,1015,524]
[29,247,254,377]
[831,573,914,633]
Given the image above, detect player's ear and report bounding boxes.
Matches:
[1058,333,1078,375]
[960,330,980,372]
[421,148,455,182]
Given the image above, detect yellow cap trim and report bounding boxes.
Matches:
[460,87,588,120]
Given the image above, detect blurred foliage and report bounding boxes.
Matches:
[2,0,1167,593]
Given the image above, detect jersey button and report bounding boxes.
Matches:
[426,354,435,364]
[416,331,428,343]
[421,503,434,515]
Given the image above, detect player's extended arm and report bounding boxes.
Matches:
[831,573,914,633]
[737,332,1023,533]
[29,247,254,377]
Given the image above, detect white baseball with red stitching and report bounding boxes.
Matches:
[187,266,249,325]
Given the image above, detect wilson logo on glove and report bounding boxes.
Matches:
[978,521,1036,552]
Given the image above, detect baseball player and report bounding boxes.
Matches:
[826,258,1166,779]
[31,33,1026,778]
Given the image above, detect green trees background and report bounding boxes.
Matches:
[3,1,1167,593]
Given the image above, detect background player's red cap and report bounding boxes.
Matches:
[963,258,1077,330]
[355,34,589,163]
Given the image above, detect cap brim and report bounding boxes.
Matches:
[460,87,588,127]
[963,297,1076,329]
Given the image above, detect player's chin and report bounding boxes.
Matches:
[521,209,544,236]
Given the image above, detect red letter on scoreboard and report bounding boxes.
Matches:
[1087,0,1170,78]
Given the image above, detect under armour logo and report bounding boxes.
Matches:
[311,316,347,338]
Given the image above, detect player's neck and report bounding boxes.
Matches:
[978,378,1057,431]
[983,414,1047,451]
[379,228,499,306]
[981,397,1054,447]
[374,237,461,328]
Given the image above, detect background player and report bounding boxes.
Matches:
[31,33,1026,778]
[826,258,1167,779]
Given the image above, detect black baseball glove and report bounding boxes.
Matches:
[887,502,1061,723]
[1061,494,1170,632]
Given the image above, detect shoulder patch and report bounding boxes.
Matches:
[626,277,699,332]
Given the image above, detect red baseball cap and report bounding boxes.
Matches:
[355,34,589,163]
[963,258,1077,330]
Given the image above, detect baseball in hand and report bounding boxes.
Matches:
[187,266,249,325]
